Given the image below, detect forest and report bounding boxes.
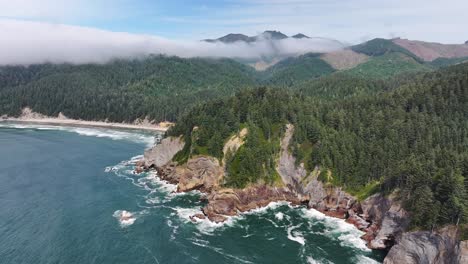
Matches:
[168,63,468,230]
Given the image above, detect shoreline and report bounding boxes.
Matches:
[0,118,169,132]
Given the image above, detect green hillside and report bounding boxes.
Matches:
[0,56,257,122]
[343,52,431,79]
[351,38,421,60]
[260,53,336,86]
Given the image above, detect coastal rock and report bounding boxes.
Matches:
[359,194,409,249]
[456,240,468,264]
[384,226,461,264]
[143,136,184,168]
[201,186,304,222]
[177,156,224,192]
[304,176,356,219]
[157,156,224,193]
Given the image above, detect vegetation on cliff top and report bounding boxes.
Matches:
[169,63,468,229]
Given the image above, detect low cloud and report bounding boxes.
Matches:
[0,19,345,65]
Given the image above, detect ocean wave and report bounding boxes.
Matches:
[300,208,370,252]
[0,123,155,146]
[287,224,306,245]
[275,212,284,221]
[112,209,149,228]
[172,207,241,234]
[355,255,381,264]
[188,238,254,264]
[113,210,137,227]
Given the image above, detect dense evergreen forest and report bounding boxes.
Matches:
[0,56,257,122]
[168,63,468,230]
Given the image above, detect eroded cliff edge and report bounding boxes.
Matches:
[138,125,467,263]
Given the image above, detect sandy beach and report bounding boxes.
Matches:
[0,108,170,132]
[0,118,169,132]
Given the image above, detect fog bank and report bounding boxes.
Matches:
[0,19,345,65]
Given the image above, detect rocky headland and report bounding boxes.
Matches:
[137,124,467,263]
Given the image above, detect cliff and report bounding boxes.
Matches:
[143,136,184,168]
[384,226,466,264]
[139,125,463,264]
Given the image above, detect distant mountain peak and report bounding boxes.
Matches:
[261,30,288,40]
[465,40,468,45]
[292,33,310,39]
[203,33,253,43]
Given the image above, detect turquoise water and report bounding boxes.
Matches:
[0,124,385,264]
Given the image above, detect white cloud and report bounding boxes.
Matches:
[0,19,345,65]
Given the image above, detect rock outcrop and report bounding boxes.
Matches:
[456,240,468,264]
[222,128,247,166]
[198,185,305,223]
[143,136,184,168]
[304,175,355,219]
[360,194,410,249]
[157,156,224,193]
[384,226,462,264]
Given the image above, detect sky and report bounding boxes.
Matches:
[0,0,467,65]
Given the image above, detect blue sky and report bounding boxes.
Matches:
[1,0,467,43]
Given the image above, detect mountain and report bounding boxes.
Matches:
[260,30,288,40]
[292,33,310,39]
[350,38,421,61]
[260,53,336,86]
[203,33,254,43]
[392,38,468,61]
[204,30,306,43]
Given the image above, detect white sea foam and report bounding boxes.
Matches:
[355,255,381,264]
[287,224,306,245]
[0,123,155,147]
[243,201,293,216]
[188,238,254,264]
[275,212,284,221]
[306,256,321,264]
[300,208,370,252]
[113,210,137,227]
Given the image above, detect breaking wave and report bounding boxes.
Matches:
[0,122,155,147]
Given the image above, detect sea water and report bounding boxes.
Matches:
[0,123,385,263]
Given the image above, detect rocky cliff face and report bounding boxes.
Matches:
[143,136,184,168]
[276,124,307,192]
[157,156,223,193]
[384,226,463,264]
[456,240,468,264]
[360,194,410,249]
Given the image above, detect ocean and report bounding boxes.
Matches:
[0,123,385,264]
